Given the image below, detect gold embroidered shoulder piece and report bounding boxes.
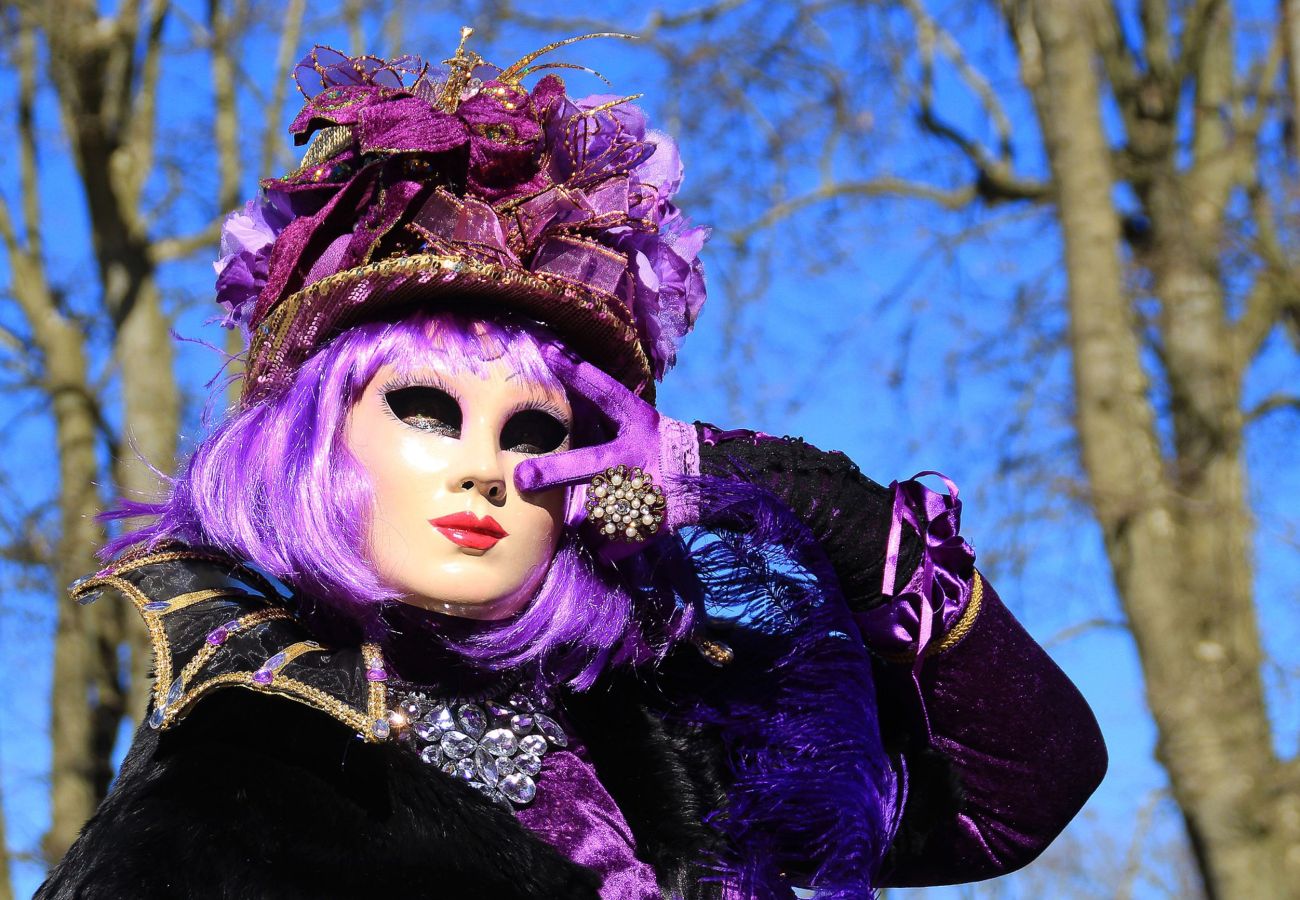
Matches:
[68,548,392,742]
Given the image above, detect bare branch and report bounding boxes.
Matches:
[1245,393,1300,423]
[1286,0,1300,157]
[148,219,223,264]
[730,178,979,243]
[121,0,170,209]
[260,0,306,179]
[209,0,243,213]
[903,0,1013,155]
[18,14,41,258]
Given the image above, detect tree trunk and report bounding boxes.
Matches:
[38,315,106,864]
[1029,1,1296,896]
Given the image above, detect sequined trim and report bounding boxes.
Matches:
[243,251,653,406]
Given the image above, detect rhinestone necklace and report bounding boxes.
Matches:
[387,687,569,810]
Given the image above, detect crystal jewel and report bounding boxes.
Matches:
[457,703,487,739]
[500,773,537,805]
[426,703,456,733]
[481,728,517,757]
[533,713,569,747]
[519,734,548,756]
[389,686,567,809]
[441,730,476,759]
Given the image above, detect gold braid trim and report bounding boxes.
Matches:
[68,550,392,742]
[169,673,375,737]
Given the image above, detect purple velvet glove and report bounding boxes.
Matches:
[513,345,701,552]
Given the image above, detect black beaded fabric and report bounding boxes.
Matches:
[697,432,924,612]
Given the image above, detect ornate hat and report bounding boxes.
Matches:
[215,30,709,406]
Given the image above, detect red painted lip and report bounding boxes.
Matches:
[430,512,508,550]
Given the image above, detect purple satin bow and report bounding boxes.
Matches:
[858,471,976,668]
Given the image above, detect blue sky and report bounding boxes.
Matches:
[3,3,1298,897]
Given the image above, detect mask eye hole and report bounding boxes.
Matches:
[501,409,569,455]
[383,386,462,437]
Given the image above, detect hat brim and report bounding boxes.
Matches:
[244,253,654,406]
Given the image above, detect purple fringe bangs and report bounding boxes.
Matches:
[101,309,681,689]
[680,473,896,899]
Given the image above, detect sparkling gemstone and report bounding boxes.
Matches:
[441,761,456,775]
[371,717,391,739]
[68,575,93,591]
[263,652,287,670]
[533,713,569,747]
[453,757,476,780]
[426,704,456,733]
[205,628,229,646]
[441,730,476,759]
[75,589,104,606]
[500,773,537,805]
[365,668,388,682]
[508,693,537,711]
[252,669,274,685]
[143,601,170,612]
[457,703,487,739]
[519,734,548,756]
[481,728,517,757]
[148,707,165,729]
[419,744,441,765]
[615,500,631,515]
[515,752,542,776]
[413,720,440,741]
[509,713,534,734]
[484,699,515,725]
[164,677,185,707]
[398,697,423,719]
[474,748,497,783]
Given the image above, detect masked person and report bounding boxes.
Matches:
[39,33,1106,900]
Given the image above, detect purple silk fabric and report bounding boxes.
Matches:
[876,577,1109,886]
[515,743,662,900]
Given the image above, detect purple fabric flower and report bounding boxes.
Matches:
[214,191,294,329]
[612,219,710,379]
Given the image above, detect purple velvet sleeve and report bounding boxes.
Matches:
[877,576,1107,885]
[697,426,1107,885]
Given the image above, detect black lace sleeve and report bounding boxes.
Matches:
[696,426,923,611]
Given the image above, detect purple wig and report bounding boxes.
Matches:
[105,308,688,689]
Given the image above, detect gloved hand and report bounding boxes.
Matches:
[513,344,700,553]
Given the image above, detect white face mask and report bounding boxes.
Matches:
[345,358,571,620]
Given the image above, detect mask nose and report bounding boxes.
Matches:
[458,477,506,506]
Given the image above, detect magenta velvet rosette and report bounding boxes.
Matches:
[215,40,710,406]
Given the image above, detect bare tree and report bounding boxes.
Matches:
[0,0,305,865]
[452,1,1300,895]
